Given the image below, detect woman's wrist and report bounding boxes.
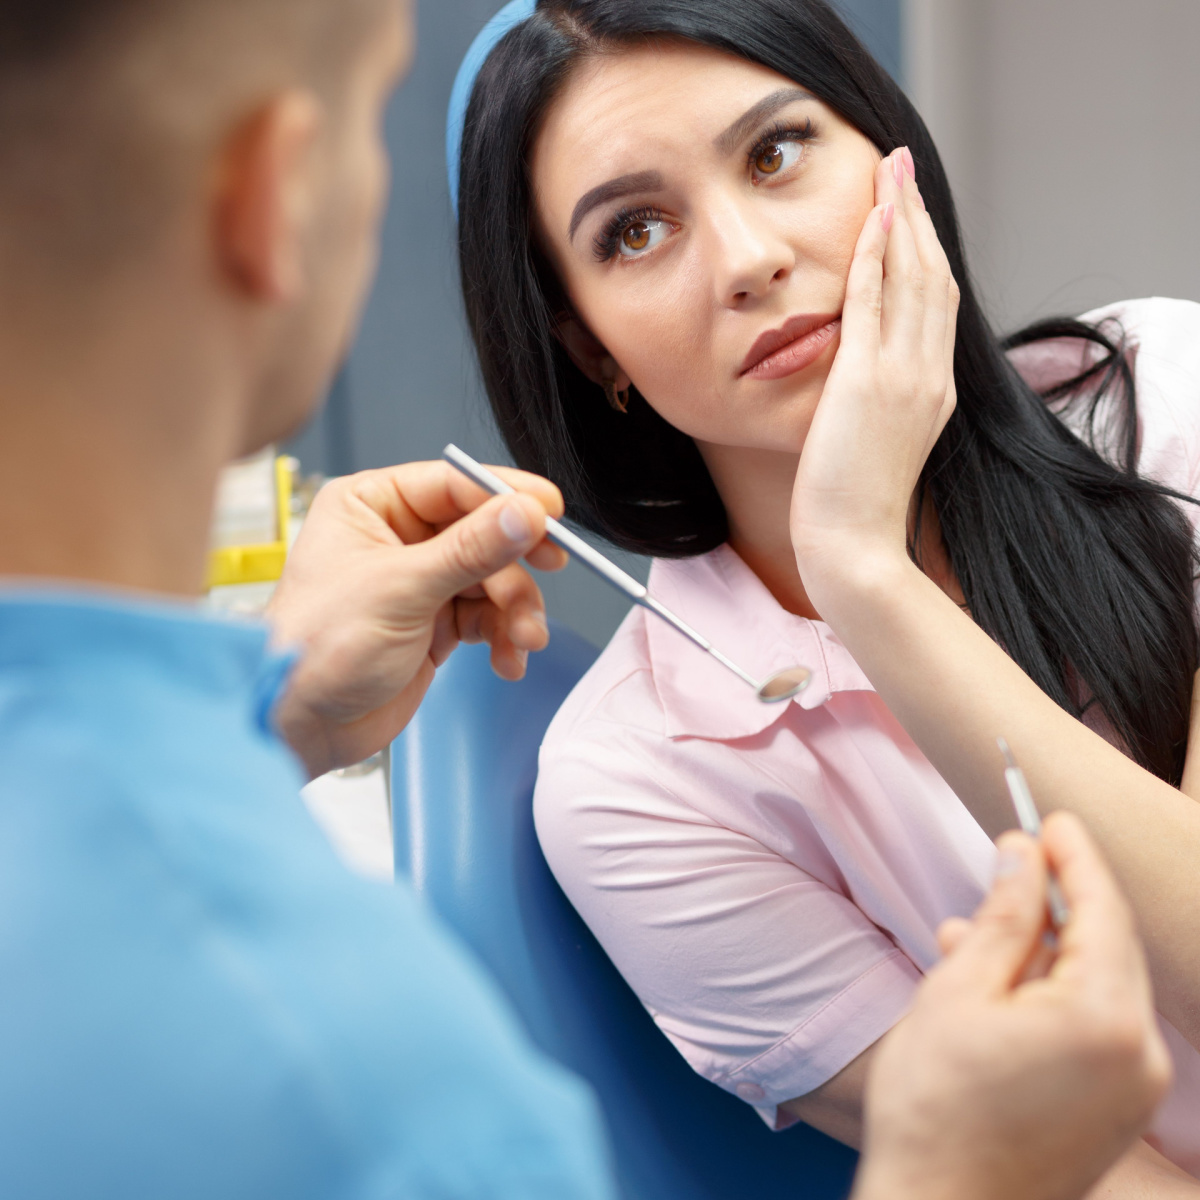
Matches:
[795,534,922,625]
[851,1160,974,1200]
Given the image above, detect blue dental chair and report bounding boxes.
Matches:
[391,621,857,1200]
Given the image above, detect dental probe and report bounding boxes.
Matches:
[443,444,813,705]
[997,738,1071,929]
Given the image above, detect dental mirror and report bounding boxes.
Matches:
[444,445,813,705]
[756,667,815,703]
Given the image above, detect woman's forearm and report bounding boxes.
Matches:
[854,1141,1200,1200]
[1085,1140,1200,1198]
[1178,676,1200,802]
[808,549,1200,1048]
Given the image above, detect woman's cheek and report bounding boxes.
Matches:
[615,310,723,436]
[634,374,738,444]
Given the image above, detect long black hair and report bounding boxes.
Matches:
[457,0,1198,785]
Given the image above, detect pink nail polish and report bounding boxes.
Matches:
[881,202,895,233]
[892,155,905,188]
[902,147,916,179]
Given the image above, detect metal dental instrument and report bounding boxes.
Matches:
[998,738,1070,929]
[444,444,812,705]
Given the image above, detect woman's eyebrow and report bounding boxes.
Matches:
[713,87,817,155]
[568,170,664,243]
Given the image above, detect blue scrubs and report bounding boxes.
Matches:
[0,592,614,1199]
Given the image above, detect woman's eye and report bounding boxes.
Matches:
[752,139,805,182]
[618,218,669,257]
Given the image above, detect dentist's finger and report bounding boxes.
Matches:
[430,602,461,668]
[930,832,1052,998]
[476,559,551,651]
[455,597,530,681]
[524,539,570,573]
[397,461,566,536]
[936,915,973,956]
[331,461,564,553]
[402,492,550,608]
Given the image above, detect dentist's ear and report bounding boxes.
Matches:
[553,316,632,392]
[215,90,323,303]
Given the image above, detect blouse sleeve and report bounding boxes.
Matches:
[534,716,921,1127]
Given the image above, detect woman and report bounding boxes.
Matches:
[453,0,1200,1187]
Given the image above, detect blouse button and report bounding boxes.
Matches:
[735,1082,766,1102]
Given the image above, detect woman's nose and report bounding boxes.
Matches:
[706,198,795,308]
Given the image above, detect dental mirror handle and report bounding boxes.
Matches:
[444,444,648,598]
[639,596,758,689]
[997,738,1071,929]
[442,445,757,689]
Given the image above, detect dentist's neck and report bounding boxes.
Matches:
[0,275,246,598]
[697,443,823,621]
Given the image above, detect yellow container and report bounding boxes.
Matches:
[207,456,293,589]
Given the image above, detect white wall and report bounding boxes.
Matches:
[906,0,1200,329]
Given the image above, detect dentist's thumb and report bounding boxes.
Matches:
[405,493,549,606]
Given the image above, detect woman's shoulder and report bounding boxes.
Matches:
[534,606,706,868]
[1083,295,1200,346]
[1094,298,1200,493]
[1086,296,1200,388]
[539,606,667,766]
[1011,297,1200,492]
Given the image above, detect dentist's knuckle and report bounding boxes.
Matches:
[449,519,499,580]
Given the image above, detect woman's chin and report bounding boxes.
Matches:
[744,376,829,438]
[694,409,821,461]
[656,369,831,457]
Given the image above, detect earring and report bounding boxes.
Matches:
[601,359,630,414]
[603,378,630,414]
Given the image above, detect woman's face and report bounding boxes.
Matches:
[531,41,881,454]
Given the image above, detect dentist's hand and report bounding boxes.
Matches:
[790,146,958,607]
[267,461,567,779]
[852,814,1172,1200]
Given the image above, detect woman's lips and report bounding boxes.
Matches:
[740,315,842,382]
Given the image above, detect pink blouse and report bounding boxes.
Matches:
[534,298,1200,1175]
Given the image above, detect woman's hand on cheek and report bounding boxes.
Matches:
[790,147,960,608]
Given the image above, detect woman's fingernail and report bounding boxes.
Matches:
[902,146,916,179]
[893,154,905,188]
[881,202,895,233]
[499,501,533,545]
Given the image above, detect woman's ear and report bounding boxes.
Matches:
[554,316,632,392]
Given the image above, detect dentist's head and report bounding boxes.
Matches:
[0,0,412,459]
